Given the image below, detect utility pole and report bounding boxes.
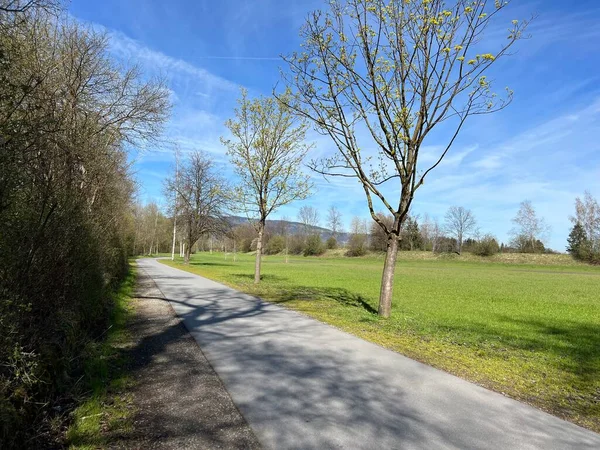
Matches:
[170,154,179,261]
[285,234,289,264]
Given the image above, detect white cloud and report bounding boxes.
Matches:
[105,29,239,93]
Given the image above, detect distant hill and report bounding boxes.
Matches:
[227,216,350,243]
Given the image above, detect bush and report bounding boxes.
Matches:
[346,234,367,256]
[472,235,500,256]
[289,235,306,255]
[326,236,338,249]
[265,235,285,255]
[510,234,546,253]
[303,235,325,256]
[434,237,456,254]
[240,238,253,253]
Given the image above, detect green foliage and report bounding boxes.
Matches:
[472,235,500,256]
[289,235,306,255]
[165,252,600,432]
[303,235,325,256]
[326,236,338,249]
[567,223,588,257]
[222,89,313,220]
[265,235,285,255]
[240,238,253,253]
[400,217,423,251]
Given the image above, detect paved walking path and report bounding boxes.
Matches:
[137,259,600,450]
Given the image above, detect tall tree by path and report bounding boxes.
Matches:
[164,151,229,264]
[281,0,529,316]
[222,90,312,284]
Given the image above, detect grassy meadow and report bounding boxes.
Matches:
[161,251,600,431]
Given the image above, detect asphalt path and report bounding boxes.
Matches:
[138,258,600,450]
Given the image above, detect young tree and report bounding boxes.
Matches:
[566,223,588,259]
[165,151,229,263]
[281,0,528,317]
[430,218,443,253]
[444,206,477,254]
[327,205,343,237]
[222,90,312,283]
[509,200,549,253]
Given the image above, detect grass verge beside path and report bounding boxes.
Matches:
[162,251,600,433]
[66,266,137,449]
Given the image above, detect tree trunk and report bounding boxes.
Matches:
[378,236,399,318]
[254,221,265,284]
[185,228,192,264]
[184,243,190,264]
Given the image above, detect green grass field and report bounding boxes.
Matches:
[161,251,600,432]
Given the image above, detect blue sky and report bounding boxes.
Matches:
[69,0,600,251]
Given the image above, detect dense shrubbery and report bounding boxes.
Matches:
[289,235,306,255]
[472,235,500,256]
[326,236,338,249]
[265,235,285,255]
[0,3,169,447]
[303,235,325,256]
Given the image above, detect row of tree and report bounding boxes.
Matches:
[0,2,170,446]
[152,159,560,261]
[160,0,532,319]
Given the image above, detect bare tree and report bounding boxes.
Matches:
[510,200,549,253]
[164,151,229,263]
[431,217,443,253]
[281,0,529,317]
[0,0,57,14]
[327,205,343,237]
[298,205,320,233]
[221,89,312,284]
[444,206,477,254]
[420,213,433,251]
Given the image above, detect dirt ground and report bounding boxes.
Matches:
[110,268,261,449]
